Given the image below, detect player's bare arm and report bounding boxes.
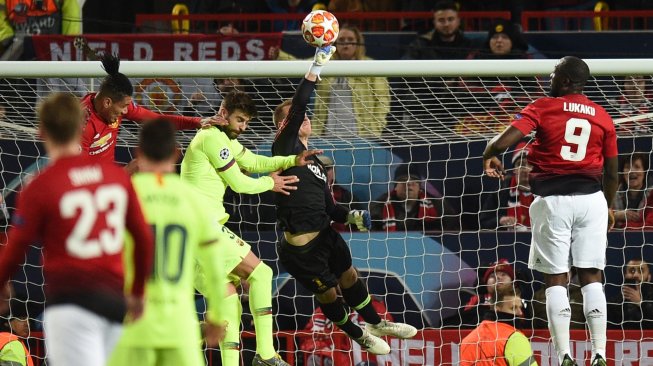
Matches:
[603,156,619,230]
[483,126,525,179]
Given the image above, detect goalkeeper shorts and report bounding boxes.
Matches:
[277,226,353,294]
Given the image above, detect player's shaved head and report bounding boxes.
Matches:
[38,92,84,144]
[139,118,177,162]
[558,56,590,87]
[550,56,590,97]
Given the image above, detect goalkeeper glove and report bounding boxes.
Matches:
[309,45,336,78]
[346,210,371,231]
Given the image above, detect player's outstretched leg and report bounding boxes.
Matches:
[339,268,417,340]
[317,296,390,355]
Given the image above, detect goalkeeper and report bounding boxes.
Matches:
[271,46,418,355]
[180,91,320,366]
[109,119,226,366]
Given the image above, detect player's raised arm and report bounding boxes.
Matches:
[124,100,211,130]
[273,46,335,156]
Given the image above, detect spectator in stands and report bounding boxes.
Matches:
[459,290,536,366]
[300,293,392,366]
[266,0,317,31]
[531,269,586,329]
[0,0,81,60]
[612,153,653,229]
[608,258,653,330]
[270,26,390,137]
[609,75,652,134]
[402,0,473,60]
[480,141,533,231]
[467,19,529,60]
[451,259,519,328]
[370,166,455,232]
[0,298,33,366]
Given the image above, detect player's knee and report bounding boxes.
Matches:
[247,262,273,283]
[338,266,358,288]
[316,287,338,303]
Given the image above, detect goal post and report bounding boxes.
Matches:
[1,59,653,365]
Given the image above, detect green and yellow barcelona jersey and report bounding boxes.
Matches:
[180,127,296,224]
[122,173,225,347]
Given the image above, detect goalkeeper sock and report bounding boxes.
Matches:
[219,293,242,366]
[546,285,572,364]
[581,282,607,359]
[341,279,382,325]
[319,299,364,339]
[247,262,275,360]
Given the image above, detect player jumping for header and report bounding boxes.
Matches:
[483,56,619,366]
[272,45,418,355]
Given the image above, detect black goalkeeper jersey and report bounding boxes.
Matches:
[272,78,349,234]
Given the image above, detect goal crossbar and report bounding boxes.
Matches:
[3,58,653,78]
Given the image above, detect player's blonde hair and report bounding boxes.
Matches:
[273,99,293,128]
[37,93,84,144]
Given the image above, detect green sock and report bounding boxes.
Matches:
[247,262,275,359]
[219,293,242,366]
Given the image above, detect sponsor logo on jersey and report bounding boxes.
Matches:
[90,133,112,149]
[307,163,326,182]
[219,148,230,160]
[514,113,522,120]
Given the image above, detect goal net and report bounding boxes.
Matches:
[0,59,652,365]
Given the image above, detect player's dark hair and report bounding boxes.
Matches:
[221,90,258,119]
[434,0,458,12]
[98,53,133,100]
[558,56,590,89]
[139,118,177,162]
[274,99,293,128]
[37,93,84,144]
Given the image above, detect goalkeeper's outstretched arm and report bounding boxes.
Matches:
[273,45,335,157]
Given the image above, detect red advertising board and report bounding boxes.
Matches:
[31,33,283,61]
[293,329,653,365]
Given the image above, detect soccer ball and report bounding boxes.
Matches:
[301,10,339,48]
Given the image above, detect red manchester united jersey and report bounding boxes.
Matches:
[511,94,618,195]
[0,154,153,302]
[80,93,201,163]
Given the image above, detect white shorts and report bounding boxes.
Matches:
[528,191,608,274]
[44,304,123,366]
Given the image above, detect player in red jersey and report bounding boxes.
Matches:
[483,56,619,366]
[81,53,220,163]
[0,93,154,366]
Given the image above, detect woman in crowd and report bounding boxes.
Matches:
[269,25,390,138]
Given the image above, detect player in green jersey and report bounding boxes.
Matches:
[181,91,319,366]
[109,119,227,366]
